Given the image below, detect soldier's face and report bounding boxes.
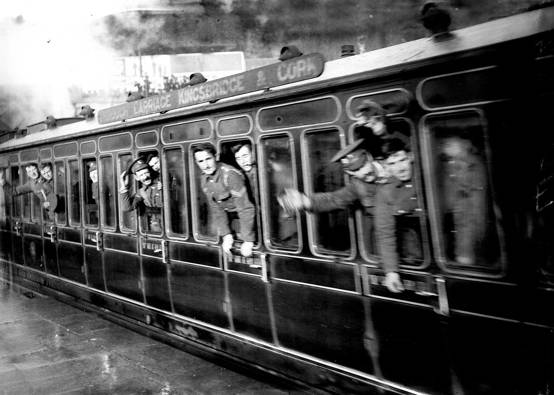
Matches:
[234,145,253,172]
[89,169,98,183]
[361,114,386,136]
[194,151,217,175]
[40,166,52,181]
[385,150,413,181]
[135,168,152,185]
[148,156,160,172]
[26,166,39,180]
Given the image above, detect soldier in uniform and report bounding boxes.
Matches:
[231,142,258,205]
[278,138,387,219]
[353,99,410,160]
[119,159,163,233]
[193,143,255,258]
[375,138,423,293]
[14,163,57,220]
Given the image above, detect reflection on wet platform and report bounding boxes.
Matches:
[0,283,301,394]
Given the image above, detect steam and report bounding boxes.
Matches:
[0,0,165,130]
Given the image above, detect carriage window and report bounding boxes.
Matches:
[83,159,98,227]
[136,150,163,235]
[165,148,187,236]
[0,168,9,228]
[68,160,81,226]
[10,167,20,218]
[190,146,217,241]
[259,98,338,130]
[118,154,136,232]
[260,135,299,250]
[99,156,116,228]
[426,112,502,270]
[536,142,554,277]
[54,161,66,225]
[220,139,260,243]
[304,129,352,255]
[40,162,54,223]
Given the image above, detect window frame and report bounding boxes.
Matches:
[163,145,189,240]
[98,154,117,231]
[116,152,137,234]
[217,136,261,247]
[258,131,302,253]
[420,108,507,278]
[300,126,356,259]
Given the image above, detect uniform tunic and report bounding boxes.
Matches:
[201,163,255,242]
[375,178,422,273]
[15,177,57,219]
[120,177,163,232]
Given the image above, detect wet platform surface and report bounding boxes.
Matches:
[0,284,303,394]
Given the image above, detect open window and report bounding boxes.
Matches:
[136,150,163,235]
[83,159,98,227]
[259,134,300,251]
[219,139,260,244]
[190,144,218,241]
[303,128,353,256]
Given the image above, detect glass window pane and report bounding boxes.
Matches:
[0,168,9,228]
[83,159,98,227]
[68,160,81,226]
[165,148,187,236]
[304,129,352,255]
[10,167,20,218]
[118,154,136,232]
[54,162,66,224]
[100,156,116,228]
[260,135,299,249]
[426,112,502,270]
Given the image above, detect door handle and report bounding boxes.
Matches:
[95,231,103,252]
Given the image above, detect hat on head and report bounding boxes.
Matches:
[130,160,149,174]
[330,139,368,171]
[355,99,385,118]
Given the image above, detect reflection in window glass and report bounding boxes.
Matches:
[54,162,66,224]
[41,163,54,223]
[260,135,299,249]
[83,159,98,227]
[10,167,20,218]
[165,148,187,236]
[0,168,10,229]
[304,129,352,255]
[100,156,115,228]
[536,142,554,277]
[118,154,136,232]
[427,112,501,269]
[68,160,81,225]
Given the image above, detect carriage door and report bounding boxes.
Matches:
[102,153,142,302]
[41,160,59,276]
[57,159,86,283]
[9,166,23,267]
[19,161,44,271]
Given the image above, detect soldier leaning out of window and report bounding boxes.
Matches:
[119,159,163,233]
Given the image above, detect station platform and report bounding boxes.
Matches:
[0,282,304,394]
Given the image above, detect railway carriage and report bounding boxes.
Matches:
[1,6,554,394]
